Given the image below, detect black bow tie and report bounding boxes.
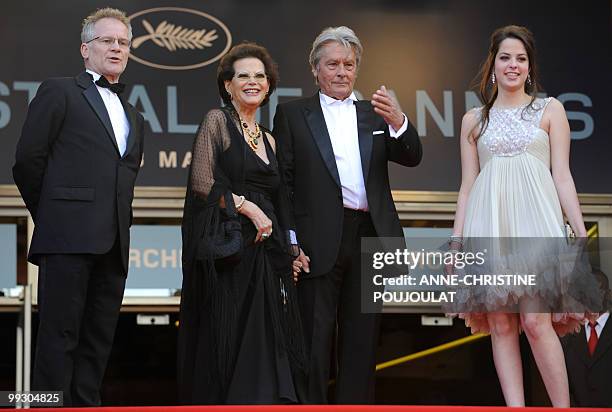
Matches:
[95,76,125,95]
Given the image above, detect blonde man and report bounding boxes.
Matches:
[13,8,144,406]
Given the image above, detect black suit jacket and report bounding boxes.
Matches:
[562,317,612,407]
[272,93,422,277]
[13,71,145,274]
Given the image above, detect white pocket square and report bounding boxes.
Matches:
[372,130,384,135]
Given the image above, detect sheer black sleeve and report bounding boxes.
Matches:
[189,109,232,205]
[179,109,236,397]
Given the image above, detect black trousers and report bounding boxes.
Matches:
[298,209,381,404]
[32,238,126,406]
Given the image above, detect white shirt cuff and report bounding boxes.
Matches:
[388,114,408,138]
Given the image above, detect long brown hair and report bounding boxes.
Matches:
[473,25,542,140]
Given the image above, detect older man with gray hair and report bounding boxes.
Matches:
[273,26,422,403]
[13,7,144,406]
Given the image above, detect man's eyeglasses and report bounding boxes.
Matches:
[86,36,131,49]
[234,72,267,83]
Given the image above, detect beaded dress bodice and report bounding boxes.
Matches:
[477,97,552,168]
[464,95,563,238]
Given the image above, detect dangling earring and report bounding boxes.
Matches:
[491,72,496,84]
[527,74,532,85]
[227,91,232,100]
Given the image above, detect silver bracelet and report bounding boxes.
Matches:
[235,195,246,211]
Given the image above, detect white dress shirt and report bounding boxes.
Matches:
[319,92,408,211]
[86,69,129,156]
[585,311,609,341]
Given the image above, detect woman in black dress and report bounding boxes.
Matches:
[178,43,305,404]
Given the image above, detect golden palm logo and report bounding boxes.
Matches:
[128,7,232,70]
[132,20,219,51]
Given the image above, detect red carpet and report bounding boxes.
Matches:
[2,406,608,411]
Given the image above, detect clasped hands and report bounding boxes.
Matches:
[292,248,310,283]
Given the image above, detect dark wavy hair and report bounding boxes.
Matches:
[217,42,279,107]
[473,25,542,140]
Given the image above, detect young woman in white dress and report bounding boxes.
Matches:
[450,25,587,407]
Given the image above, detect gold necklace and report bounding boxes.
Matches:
[240,119,261,150]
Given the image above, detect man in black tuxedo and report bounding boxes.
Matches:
[12,8,144,406]
[273,26,422,403]
[562,269,612,407]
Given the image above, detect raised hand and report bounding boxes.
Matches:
[371,85,405,131]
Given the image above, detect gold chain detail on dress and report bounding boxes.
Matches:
[240,120,261,151]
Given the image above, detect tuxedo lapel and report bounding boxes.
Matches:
[355,101,373,185]
[572,330,592,367]
[119,97,137,158]
[303,94,341,187]
[77,72,120,155]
